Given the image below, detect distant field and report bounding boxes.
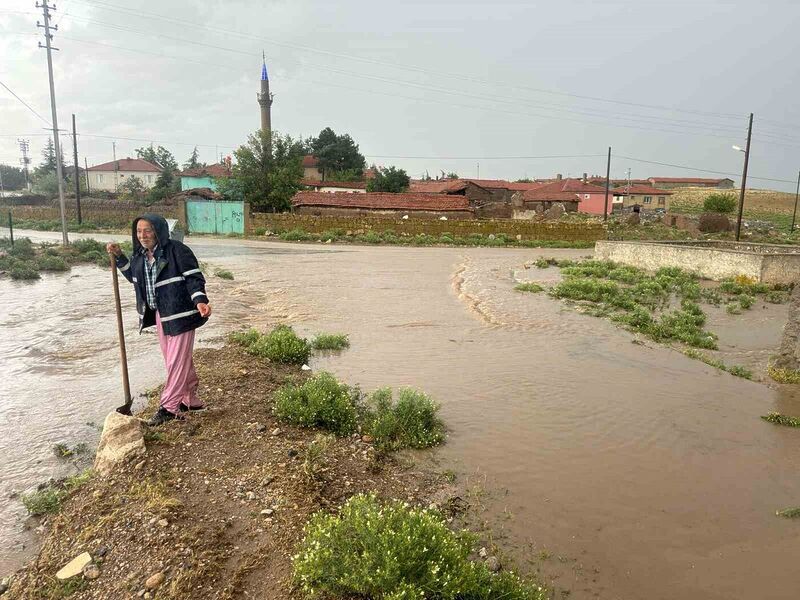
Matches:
[670,187,797,229]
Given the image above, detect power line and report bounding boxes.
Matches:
[364,154,606,160]
[0,79,52,125]
[615,154,796,184]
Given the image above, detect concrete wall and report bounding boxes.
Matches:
[4,199,182,228]
[621,193,671,211]
[294,206,474,220]
[90,170,159,191]
[254,213,607,241]
[181,176,217,191]
[595,240,800,284]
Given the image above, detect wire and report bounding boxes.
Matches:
[364,154,606,160]
[615,155,796,184]
[0,80,52,126]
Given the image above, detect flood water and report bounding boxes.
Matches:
[1,231,799,599]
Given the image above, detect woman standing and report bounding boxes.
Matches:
[107,213,211,426]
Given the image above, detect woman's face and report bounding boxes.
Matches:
[137,220,157,250]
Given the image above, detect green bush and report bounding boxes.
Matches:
[274,371,359,435]
[560,260,615,279]
[214,269,234,280]
[514,283,544,293]
[550,277,620,303]
[21,470,92,516]
[249,325,311,364]
[10,263,41,280]
[364,388,445,453]
[765,290,789,304]
[36,255,69,271]
[738,294,756,309]
[761,412,800,427]
[703,193,737,214]
[71,238,106,255]
[229,328,261,347]
[7,237,36,259]
[311,333,350,351]
[293,493,546,600]
[281,228,312,241]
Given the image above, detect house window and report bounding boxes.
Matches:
[146,175,152,184]
[658,196,666,205]
[643,196,652,204]
[98,174,104,183]
[120,173,125,178]
[584,194,590,199]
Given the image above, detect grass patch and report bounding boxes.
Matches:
[21,470,93,516]
[776,507,800,518]
[293,493,546,600]
[230,325,311,364]
[363,388,445,453]
[127,478,183,514]
[52,442,89,458]
[214,268,234,280]
[768,365,800,384]
[311,333,350,351]
[761,412,800,427]
[515,282,544,293]
[274,371,359,436]
[765,290,790,304]
[683,349,752,379]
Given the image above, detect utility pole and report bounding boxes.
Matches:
[603,146,612,221]
[626,168,631,194]
[112,141,118,191]
[18,139,31,190]
[72,114,82,224]
[37,1,69,245]
[792,169,800,233]
[734,112,753,242]
[84,156,91,194]
[477,162,480,179]
[0,167,5,198]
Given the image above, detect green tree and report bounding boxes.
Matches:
[31,172,60,197]
[184,146,202,170]
[135,145,177,171]
[232,130,305,212]
[215,176,246,203]
[119,175,146,202]
[441,171,458,180]
[309,127,366,181]
[366,166,410,193]
[703,193,737,214]
[34,137,66,179]
[0,164,26,190]
[515,178,533,183]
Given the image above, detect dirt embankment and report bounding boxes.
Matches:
[6,344,451,599]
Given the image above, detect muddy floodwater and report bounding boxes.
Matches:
[1,231,799,599]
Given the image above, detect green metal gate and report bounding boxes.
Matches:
[186,200,245,235]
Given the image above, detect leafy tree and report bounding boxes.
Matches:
[232,130,305,212]
[0,164,26,190]
[135,145,177,172]
[703,193,737,214]
[215,176,246,203]
[366,166,410,193]
[309,127,366,181]
[183,146,202,170]
[119,175,146,202]
[515,178,533,183]
[441,170,458,180]
[31,172,60,197]
[34,137,66,179]
[326,168,363,182]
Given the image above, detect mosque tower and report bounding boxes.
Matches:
[257,52,273,137]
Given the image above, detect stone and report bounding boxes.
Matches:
[361,435,374,444]
[261,508,274,516]
[94,412,145,477]
[543,203,566,220]
[246,492,256,501]
[255,423,267,434]
[478,547,487,558]
[485,556,501,572]
[271,428,281,436]
[82,563,101,580]
[158,519,169,528]
[144,572,165,590]
[301,364,311,371]
[56,552,93,580]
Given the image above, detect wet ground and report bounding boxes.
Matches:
[1,230,798,599]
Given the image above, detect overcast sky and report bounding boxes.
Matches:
[2,0,800,190]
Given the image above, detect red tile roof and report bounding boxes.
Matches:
[179,163,231,178]
[647,177,731,184]
[87,158,162,173]
[291,191,472,212]
[302,155,319,168]
[612,184,673,196]
[302,180,366,189]
[409,179,473,193]
[519,178,604,202]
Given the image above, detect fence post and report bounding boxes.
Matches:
[8,210,13,247]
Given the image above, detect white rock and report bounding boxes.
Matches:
[301,364,311,371]
[94,412,145,476]
[56,552,92,580]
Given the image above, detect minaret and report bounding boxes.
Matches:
[257,52,273,137]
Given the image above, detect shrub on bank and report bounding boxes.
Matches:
[21,470,93,516]
[237,325,311,364]
[515,283,544,293]
[293,493,546,600]
[274,371,359,436]
[311,333,350,351]
[703,193,737,214]
[363,388,445,453]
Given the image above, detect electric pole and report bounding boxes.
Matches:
[84,157,91,194]
[603,146,612,221]
[112,141,118,191]
[72,114,82,224]
[18,139,31,191]
[37,1,69,245]
[791,169,800,233]
[734,113,753,242]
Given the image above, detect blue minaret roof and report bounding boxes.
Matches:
[261,52,268,81]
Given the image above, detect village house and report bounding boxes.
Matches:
[302,180,366,193]
[613,184,674,211]
[302,155,322,181]
[179,163,232,191]
[646,177,734,189]
[291,191,474,219]
[513,178,608,215]
[86,158,161,192]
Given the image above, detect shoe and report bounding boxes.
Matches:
[147,407,183,426]
[179,402,207,412]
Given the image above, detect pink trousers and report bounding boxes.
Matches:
[155,312,201,414]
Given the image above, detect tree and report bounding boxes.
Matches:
[232,130,305,212]
[309,127,366,181]
[31,172,60,197]
[515,178,533,183]
[0,164,26,190]
[366,166,410,193]
[119,175,146,202]
[184,146,202,170]
[135,145,177,172]
[703,193,737,214]
[215,176,246,203]
[34,137,66,179]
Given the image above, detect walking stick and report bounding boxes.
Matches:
[110,252,133,416]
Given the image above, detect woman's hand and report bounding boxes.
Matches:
[197,303,211,318]
[106,243,122,257]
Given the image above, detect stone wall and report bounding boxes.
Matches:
[294,206,475,220]
[595,240,800,284]
[2,199,183,228]
[253,213,606,241]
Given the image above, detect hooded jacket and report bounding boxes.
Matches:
[114,213,209,336]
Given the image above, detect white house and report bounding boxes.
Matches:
[86,158,162,192]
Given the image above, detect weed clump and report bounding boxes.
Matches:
[776,507,800,518]
[231,325,311,364]
[293,493,547,600]
[274,371,359,436]
[515,282,544,293]
[311,333,350,351]
[214,269,234,280]
[768,365,800,384]
[363,388,445,453]
[761,412,800,427]
[21,470,93,516]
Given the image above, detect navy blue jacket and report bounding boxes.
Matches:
[115,213,209,336]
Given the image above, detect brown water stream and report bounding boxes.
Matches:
[1,232,798,599]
